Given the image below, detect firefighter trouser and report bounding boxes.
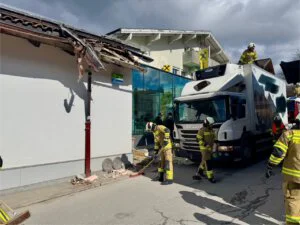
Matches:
[199,150,214,179]
[283,181,300,225]
[0,207,11,224]
[158,148,173,181]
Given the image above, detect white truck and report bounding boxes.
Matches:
[280,60,300,124]
[173,62,288,163]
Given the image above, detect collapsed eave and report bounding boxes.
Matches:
[0,5,152,73]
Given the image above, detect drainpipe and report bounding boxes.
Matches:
[85,71,92,177]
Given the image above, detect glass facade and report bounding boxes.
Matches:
[132,65,191,135]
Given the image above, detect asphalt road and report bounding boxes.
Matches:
[22,159,285,225]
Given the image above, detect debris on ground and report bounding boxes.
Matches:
[0,201,30,225]
[71,174,98,185]
[173,157,194,166]
[133,149,149,163]
[103,169,129,179]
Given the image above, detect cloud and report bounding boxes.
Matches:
[1,0,299,72]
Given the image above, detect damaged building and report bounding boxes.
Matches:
[0,5,151,190]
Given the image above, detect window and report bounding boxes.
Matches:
[230,96,246,119]
[195,64,227,80]
[175,97,228,124]
[132,66,191,135]
[172,67,179,75]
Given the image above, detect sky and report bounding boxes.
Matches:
[1,0,299,73]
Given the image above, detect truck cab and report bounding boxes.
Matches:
[173,62,287,163]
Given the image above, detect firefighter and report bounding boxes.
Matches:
[146,122,173,185]
[193,117,216,183]
[239,42,258,64]
[266,113,300,225]
[272,115,286,143]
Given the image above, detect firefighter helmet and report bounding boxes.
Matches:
[248,42,255,48]
[145,122,156,132]
[206,117,215,125]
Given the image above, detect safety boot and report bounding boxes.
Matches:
[161,180,173,185]
[192,173,202,180]
[208,177,216,183]
[198,168,205,177]
[152,172,164,182]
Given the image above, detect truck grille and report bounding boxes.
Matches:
[179,129,199,151]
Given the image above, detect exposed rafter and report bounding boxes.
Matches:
[168,34,182,45]
[183,34,197,44]
[146,33,161,46]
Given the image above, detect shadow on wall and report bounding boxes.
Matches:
[1,34,132,117]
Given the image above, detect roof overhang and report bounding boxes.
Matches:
[107,28,230,64]
[0,4,153,76]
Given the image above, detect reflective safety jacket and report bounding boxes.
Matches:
[154,125,172,151]
[196,127,215,151]
[239,49,258,64]
[269,129,300,183]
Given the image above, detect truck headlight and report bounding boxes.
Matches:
[218,146,234,152]
[174,143,180,148]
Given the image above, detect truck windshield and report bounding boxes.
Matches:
[175,97,228,124]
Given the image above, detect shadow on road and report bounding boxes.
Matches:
[141,153,284,225]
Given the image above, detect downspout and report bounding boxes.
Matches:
[85,70,92,177]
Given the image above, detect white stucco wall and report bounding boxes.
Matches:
[0,34,132,190]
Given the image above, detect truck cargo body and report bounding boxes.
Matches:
[173,63,287,163]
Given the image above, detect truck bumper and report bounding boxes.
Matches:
[212,146,243,162]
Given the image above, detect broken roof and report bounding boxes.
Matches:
[106,28,230,64]
[0,4,153,74]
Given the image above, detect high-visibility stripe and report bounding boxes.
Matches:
[0,208,10,223]
[158,168,164,173]
[269,155,282,165]
[292,137,300,141]
[200,146,207,151]
[206,170,214,179]
[269,159,281,165]
[282,167,300,177]
[274,141,288,151]
[166,171,173,180]
[164,133,170,138]
[286,215,300,223]
[199,141,204,145]
[274,142,287,152]
[204,132,213,136]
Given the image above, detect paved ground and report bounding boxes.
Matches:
[15,157,285,225]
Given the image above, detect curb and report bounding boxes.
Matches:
[3,175,130,210]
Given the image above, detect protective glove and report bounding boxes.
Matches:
[265,164,273,179]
